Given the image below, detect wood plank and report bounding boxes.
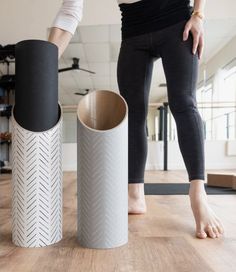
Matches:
[0,170,236,272]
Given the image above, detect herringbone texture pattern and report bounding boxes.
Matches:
[11,114,63,247]
[77,117,128,249]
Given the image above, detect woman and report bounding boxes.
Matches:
[48,0,224,239]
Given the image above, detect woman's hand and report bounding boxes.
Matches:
[183,15,204,60]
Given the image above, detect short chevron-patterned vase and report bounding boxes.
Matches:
[11,104,63,248]
[77,90,128,249]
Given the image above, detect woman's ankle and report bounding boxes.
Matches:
[128,183,145,199]
[189,179,207,200]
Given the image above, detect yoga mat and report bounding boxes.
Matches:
[14,39,58,132]
[144,183,236,195]
[77,90,128,249]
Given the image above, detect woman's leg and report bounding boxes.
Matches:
[160,22,205,182]
[159,20,224,238]
[117,35,154,213]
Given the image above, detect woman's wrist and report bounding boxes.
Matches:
[191,10,205,20]
[192,0,206,19]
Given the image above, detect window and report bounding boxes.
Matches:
[212,67,236,140]
[166,63,236,141]
[197,83,213,140]
[169,111,177,141]
[223,66,236,139]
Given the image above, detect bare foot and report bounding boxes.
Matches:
[189,180,225,239]
[128,183,147,214]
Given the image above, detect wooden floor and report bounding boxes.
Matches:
[1,169,236,272]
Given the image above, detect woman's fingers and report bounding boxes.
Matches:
[192,32,200,55]
[183,22,191,41]
[183,17,204,58]
[197,34,204,59]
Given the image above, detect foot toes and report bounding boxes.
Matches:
[212,226,220,238]
[216,224,224,236]
[196,230,207,239]
[196,224,207,239]
[216,220,225,235]
[207,226,216,238]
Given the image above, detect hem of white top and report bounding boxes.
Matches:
[51,13,80,35]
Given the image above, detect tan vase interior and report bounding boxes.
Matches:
[77,90,127,131]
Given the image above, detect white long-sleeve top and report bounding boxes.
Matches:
[51,0,142,35]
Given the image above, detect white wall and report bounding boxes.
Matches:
[62,143,77,171]
[62,112,77,143]
[147,107,158,140]
[146,140,236,171]
[62,140,236,172]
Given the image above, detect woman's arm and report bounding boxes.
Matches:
[48,28,72,59]
[48,0,84,59]
[183,0,206,60]
[192,0,206,13]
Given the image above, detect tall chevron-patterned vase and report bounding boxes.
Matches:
[77,90,128,249]
[11,104,63,247]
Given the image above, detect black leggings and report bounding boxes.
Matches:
[117,19,205,183]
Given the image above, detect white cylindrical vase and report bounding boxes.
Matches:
[77,90,128,249]
[11,103,63,247]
